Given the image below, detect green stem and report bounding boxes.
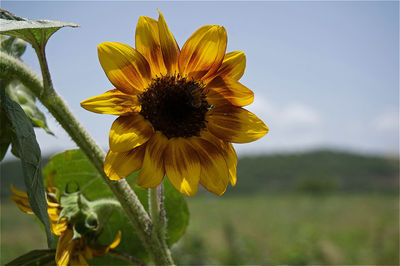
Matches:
[149,187,161,231]
[149,185,172,261]
[0,51,174,265]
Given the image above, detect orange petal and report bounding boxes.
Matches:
[158,10,180,74]
[206,76,254,107]
[207,106,269,143]
[207,51,246,81]
[189,137,229,196]
[179,25,227,80]
[98,42,151,94]
[164,138,201,196]
[80,89,141,115]
[137,131,168,188]
[109,114,154,152]
[104,145,147,181]
[135,16,167,77]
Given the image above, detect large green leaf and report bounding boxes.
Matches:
[0,9,78,48]
[42,149,189,263]
[0,88,53,246]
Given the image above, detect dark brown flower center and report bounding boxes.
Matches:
[138,75,210,139]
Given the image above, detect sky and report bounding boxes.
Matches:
[2,1,399,158]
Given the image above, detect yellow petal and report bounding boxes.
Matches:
[164,138,201,196]
[109,114,153,152]
[135,16,167,76]
[9,196,33,214]
[10,184,28,198]
[179,25,227,80]
[189,137,229,196]
[201,131,237,186]
[80,89,141,115]
[47,206,61,219]
[207,51,246,81]
[98,42,151,94]
[104,144,147,181]
[109,230,122,249]
[55,228,75,266]
[138,131,168,188]
[47,201,61,208]
[52,218,68,236]
[9,184,33,214]
[206,76,254,107]
[207,106,268,143]
[158,10,180,74]
[225,142,237,186]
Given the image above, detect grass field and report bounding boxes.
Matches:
[2,193,399,265]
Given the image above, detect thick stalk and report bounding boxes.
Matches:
[0,51,174,265]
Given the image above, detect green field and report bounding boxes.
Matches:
[2,193,398,265]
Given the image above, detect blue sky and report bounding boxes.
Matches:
[3,1,399,157]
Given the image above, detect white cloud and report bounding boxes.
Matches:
[373,109,399,133]
[237,96,324,155]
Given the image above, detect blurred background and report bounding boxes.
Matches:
[1,1,398,265]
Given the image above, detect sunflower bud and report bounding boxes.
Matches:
[59,187,121,240]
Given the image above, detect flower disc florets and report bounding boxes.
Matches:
[138,74,210,139]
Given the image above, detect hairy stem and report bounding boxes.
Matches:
[0,51,174,265]
[149,185,172,261]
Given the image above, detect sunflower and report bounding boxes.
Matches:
[9,185,121,266]
[81,11,268,196]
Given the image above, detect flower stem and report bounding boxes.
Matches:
[0,51,174,265]
[149,185,172,261]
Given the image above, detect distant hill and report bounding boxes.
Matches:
[235,150,398,194]
[1,150,398,198]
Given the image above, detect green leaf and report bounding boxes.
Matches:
[6,80,53,134]
[0,35,26,58]
[164,178,190,245]
[0,35,53,134]
[42,149,189,262]
[6,249,56,266]
[0,88,53,246]
[0,9,78,48]
[0,105,12,160]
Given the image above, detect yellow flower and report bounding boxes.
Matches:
[81,11,268,196]
[9,185,122,266]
